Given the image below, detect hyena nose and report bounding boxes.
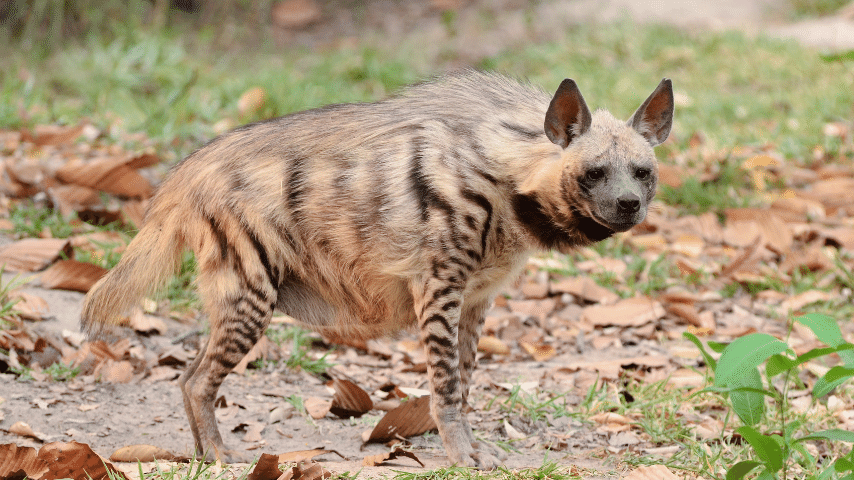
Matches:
[617,193,641,213]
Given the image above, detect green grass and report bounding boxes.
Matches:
[6,201,77,239]
[789,0,851,18]
[264,324,333,375]
[393,460,584,480]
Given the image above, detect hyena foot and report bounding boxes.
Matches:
[471,440,508,461]
[443,424,504,469]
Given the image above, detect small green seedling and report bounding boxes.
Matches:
[685,313,854,479]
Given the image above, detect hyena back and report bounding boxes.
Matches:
[81,71,673,468]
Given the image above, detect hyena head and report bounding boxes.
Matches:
[516,78,673,250]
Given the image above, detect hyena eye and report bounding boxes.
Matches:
[635,167,651,180]
[585,168,605,181]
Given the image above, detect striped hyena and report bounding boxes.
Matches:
[82,71,673,468]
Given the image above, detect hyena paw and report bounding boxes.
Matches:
[448,444,503,470]
[472,441,508,461]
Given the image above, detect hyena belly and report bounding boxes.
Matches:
[274,269,418,340]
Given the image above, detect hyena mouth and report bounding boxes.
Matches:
[575,210,616,242]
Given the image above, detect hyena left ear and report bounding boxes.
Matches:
[544,79,592,149]
[627,78,674,146]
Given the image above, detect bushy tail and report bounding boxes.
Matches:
[81,212,185,337]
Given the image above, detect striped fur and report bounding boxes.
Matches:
[81,71,673,468]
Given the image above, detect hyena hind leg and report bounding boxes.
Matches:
[414,276,503,470]
[458,303,508,461]
[178,265,275,464]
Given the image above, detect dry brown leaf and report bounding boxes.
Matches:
[120,199,148,228]
[477,335,510,355]
[656,164,684,188]
[590,412,631,425]
[40,260,107,292]
[624,464,679,480]
[520,281,549,299]
[721,237,766,277]
[46,184,102,218]
[94,359,134,383]
[781,290,833,313]
[780,245,834,274]
[670,234,704,257]
[666,368,706,388]
[124,152,161,170]
[271,0,322,29]
[233,335,282,375]
[126,309,167,335]
[24,123,87,146]
[581,297,665,328]
[0,443,49,480]
[109,445,184,462]
[56,157,153,198]
[38,441,129,480]
[0,330,35,351]
[279,460,331,480]
[367,395,436,443]
[362,447,424,467]
[277,448,344,463]
[246,453,281,480]
[725,209,792,254]
[10,291,50,321]
[519,340,556,362]
[0,238,72,272]
[506,299,556,323]
[665,303,714,330]
[8,422,42,441]
[238,87,267,116]
[304,397,331,420]
[627,233,667,252]
[771,195,825,222]
[722,220,763,248]
[550,276,619,304]
[242,422,265,443]
[800,177,854,213]
[329,378,373,419]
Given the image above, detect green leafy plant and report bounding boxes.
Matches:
[43,361,81,381]
[685,313,854,479]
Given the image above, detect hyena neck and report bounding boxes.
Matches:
[510,191,613,252]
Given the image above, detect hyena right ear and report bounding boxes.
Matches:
[627,78,674,146]
[544,79,592,149]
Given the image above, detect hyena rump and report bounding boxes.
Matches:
[82,71,673,468]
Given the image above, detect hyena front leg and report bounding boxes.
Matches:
[458,302,508,461]
[178,258,275,463]
[414,276,502,469]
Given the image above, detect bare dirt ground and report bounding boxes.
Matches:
[2,1,854,479]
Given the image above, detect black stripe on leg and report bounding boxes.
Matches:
[241,222,279,288]
[425,333,455,351]
[422,313,454,333]
[441,301,460,311]
[205,215,229,261]
[460,189,493,256]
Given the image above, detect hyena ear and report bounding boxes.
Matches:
[627,78,674,146]
[544,79,592,149]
